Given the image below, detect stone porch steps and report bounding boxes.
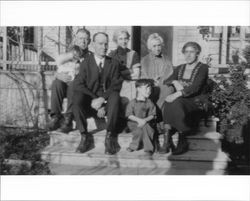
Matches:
[42,143,228,169]
[48,163,226,175]
[41,118,230,174]
[47,119,222,152]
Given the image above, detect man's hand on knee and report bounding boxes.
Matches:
[91,97,105,110]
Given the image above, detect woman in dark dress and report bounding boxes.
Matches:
[109,29,140,102]
[160,42,209,155]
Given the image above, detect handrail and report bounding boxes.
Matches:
[0,60,56,65]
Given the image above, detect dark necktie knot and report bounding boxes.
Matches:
[98,62,103,72]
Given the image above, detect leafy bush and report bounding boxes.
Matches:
[210,48,250,164]
[211,64,250,140]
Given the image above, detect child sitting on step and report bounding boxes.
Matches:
[126,79,157,156]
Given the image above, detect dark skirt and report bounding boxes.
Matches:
[162,97,202,133]
[150,85,175,123]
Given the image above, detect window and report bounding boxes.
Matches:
[228,26,241,38]
[211,26,222,38]
[245,26,250,39]
[23,27,36,50]
[7,27,36,49]
[7,27,20,46]
[6,26,37,61]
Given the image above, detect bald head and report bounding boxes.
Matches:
[93,32,109,42]
[93,32,109,58]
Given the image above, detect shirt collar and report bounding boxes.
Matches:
[80,48,89,58]
[94,55,105,68]
[150,52,163,59]
[135,98,147,102]
[117,46,129,55]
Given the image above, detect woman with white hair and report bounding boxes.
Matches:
[109,28,141,105]
[141,33,174,107]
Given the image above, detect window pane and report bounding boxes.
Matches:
[245,26,250,38]
[24,27,35,50]
[229,26,240,37]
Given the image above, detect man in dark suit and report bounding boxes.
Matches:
[73,32,122,155]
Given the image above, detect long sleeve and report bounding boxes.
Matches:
[140,56,149,78]
[109,50,131,80]
[159,56,173,83]
[125,100,135,117]
[102,61,122,99]
[122,50,140,80]
[120,64,132,79]
[147,100,156,117]
[73,60,98,99]
[163,65,179,85]
[182,65,208,97]
[131,51,140,68]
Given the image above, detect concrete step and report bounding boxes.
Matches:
[48,123,222,152]
[41,141,229,170]
[41,117,229,174]
[48,163,227,175]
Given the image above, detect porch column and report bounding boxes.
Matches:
[240,26,246,49]
[220,26,228,65]
[2,27,7,70]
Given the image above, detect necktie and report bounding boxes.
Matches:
[98,62,104,92]
[98,62,102,72]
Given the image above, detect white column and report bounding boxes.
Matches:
[20,27,24,61]
[2,27,7,70]
[240,26,246,49]
[221,26,228,65]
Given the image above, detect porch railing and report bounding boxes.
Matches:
[0,60,57,71]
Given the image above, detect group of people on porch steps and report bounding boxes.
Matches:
[49,28,209,156]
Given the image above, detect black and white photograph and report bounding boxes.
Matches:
[0,1,250,201]
[1,25,249,175]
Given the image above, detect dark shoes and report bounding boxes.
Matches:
[126,147,135,152]
[48,115,62,131]
[76,131,120,155]
[159,130,175,154]
[76,133,94,153]
[172,133,189,155]
[126,147,154,157]
[144,151,153,156]
[105,132,121,155]
[48,113,73,133]
[57,114,73,133]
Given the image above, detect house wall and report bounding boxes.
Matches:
[38,26,249,67]
[172,26,250,67]
[0,71,54,128]
[172,26,221,66]
[84,26,132,53]
[39,26,132,60]
[1,26,250,128]
[37,26,67,60]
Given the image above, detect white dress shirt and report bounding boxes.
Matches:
[94,55,105,68]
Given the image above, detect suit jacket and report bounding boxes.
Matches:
[73,54,122,99]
